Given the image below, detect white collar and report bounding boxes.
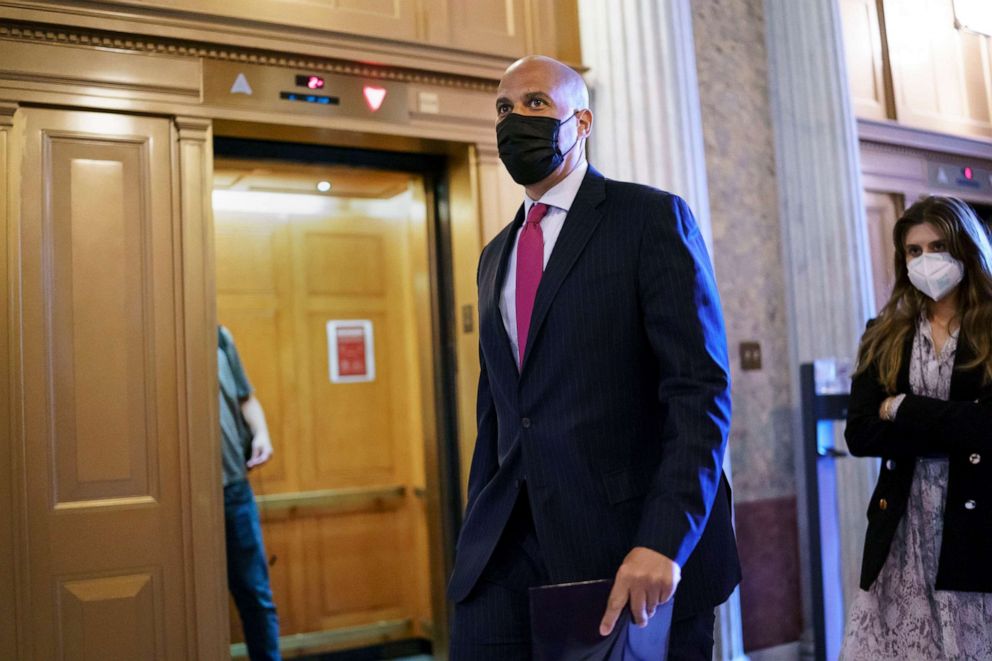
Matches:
[524,160,589,216]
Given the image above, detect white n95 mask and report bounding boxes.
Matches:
[907,252,964,301]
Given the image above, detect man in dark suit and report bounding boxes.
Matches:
[448,55,740,660]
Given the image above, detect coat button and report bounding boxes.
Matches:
[964,499,977,510]
[521,417,531,428]
[885,459,896,470]
[879,498,888,510]
[969,453,981,465]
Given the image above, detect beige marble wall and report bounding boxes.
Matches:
[691,0,794,502]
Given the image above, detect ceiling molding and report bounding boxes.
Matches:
[0,19,500,94]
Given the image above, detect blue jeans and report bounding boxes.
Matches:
[225,479,281,661]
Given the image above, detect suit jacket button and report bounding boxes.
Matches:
[964,499,977,510]
[969,453,981,465]
[879,498,888,510]
[885,459,896,470]
[521,417,531,428]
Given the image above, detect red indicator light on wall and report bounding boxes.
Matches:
[963,166,974,180]
[307,76,324,90]
[363,85,387,112]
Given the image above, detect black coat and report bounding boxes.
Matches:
[447,167,740,619]
[846,322,992,592]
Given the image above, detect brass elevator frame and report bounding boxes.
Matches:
[0,10,527,659]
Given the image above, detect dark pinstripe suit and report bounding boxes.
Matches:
[449,166,740,655]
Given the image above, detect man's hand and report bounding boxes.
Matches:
[241,395,273,469]
[246,432,273,469]
[600,546,681,635]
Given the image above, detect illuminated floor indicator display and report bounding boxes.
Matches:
[280,91,340,105]
[208,61,405,122]
[327,320,376,383]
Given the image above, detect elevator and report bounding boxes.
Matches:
[0,14,523,658]
[212,137,460,657]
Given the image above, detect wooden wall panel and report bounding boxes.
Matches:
[100,0,420,42]
[216,228,278,295]
[0,102,20,661]
[48,141,156,504]
[225,307,292,486]
[58,573,159,661]
[449,0,527,57]
[840,0,891,120]
[309,509,408,629]
[216,185,434,649]
[83,0,579,62]
[448,0,527,57]
[864,191,903,313]
[216,220,294,492]
[882,0,992,138]
[0,41,201,104]
[304,234,385,296]
[959,31,992,125]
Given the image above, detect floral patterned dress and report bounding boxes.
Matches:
[841,317,992,660]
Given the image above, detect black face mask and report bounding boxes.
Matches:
[496,112,579,185]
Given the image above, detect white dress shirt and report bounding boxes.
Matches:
[499,160,589,362]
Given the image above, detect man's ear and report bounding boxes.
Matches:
[577,108,593,138]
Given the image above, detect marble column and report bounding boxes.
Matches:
[578,2,746,660]
[763,1,878,657]
[577,0,713,248]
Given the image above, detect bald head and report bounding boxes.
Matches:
[499,55,590,112]
[494,55,593,195]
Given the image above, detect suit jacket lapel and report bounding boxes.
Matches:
[520,167,607,374]
[897,331,913,394]
[950,330,982,400]
[489,204,525,371]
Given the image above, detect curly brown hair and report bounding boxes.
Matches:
[855,196,992,390]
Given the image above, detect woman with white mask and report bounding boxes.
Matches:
[841,196,992,660]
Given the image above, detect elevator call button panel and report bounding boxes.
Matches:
[204,60,408,123]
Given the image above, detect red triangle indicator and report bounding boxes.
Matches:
[363,86,387,112]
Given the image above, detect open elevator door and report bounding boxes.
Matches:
[211,138,460,659]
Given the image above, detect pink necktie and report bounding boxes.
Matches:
[515,202,549,366]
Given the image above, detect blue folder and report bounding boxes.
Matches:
[529,578,672,660]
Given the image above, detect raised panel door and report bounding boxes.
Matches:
[16,108,195,659]
[883,0,992,138]
[448,0,528,57]
[840,0,891,120]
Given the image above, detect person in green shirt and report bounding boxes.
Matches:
[218,325,280,661]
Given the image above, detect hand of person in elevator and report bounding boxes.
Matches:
[246,430,274,469]
[599,546,681,635]
[241,394,274,469]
